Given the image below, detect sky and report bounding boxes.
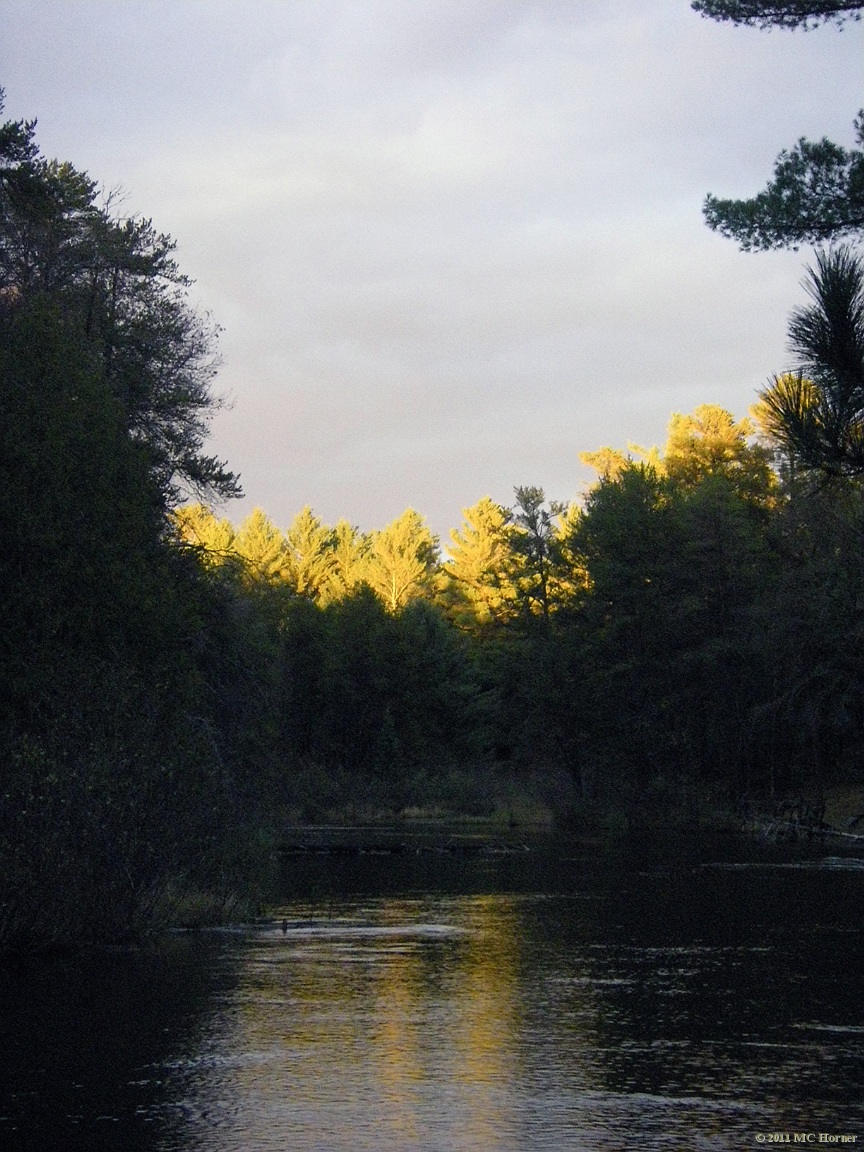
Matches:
[1,1,862,541]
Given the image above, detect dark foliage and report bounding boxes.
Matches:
[0,96,242,949]
[703,114,864,251]
[691,1,862,28]
[759,246,864,477]
[0,91,240,507]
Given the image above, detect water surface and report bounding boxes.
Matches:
[2,831,862,1150]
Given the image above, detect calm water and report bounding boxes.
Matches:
[2,830,863,1150]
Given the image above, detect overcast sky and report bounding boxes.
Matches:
[1,1,862,539]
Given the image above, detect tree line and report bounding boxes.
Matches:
[168,361,864,818]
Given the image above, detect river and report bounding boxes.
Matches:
[1,828,863,1150]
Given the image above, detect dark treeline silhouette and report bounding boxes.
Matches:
[3,96,864,951]
[0,94,242,949]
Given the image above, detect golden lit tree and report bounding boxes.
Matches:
[579,446,630,482]
[581,406,775,506]
[325,519,370,602]
[553,500,590,605]
[442,497,518,628]
[234,507,291,584]
[580,443,663,487]
[172,502,236,567]
[364,508,438,612]
[663,404,776,505]
[285,506,336,599]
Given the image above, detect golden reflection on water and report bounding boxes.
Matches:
[3,843,863,1150]
[449,895,522,1150]
[174,895,534,1152]
[161,870,864,1152]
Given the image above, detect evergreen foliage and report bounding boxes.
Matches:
[286,506,337,599]
[442,497,517,628]
[363,509,438,612]
[693,8,863,250]
[703,115,864,250]
[758,246,864,477]
[691,1,862,28]
[0,95,242,949]
[0,91,239,506]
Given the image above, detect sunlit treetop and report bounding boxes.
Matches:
[326,520,369,601]
[446,497,512,585]
[364,508,439,613]
[443,497,518,628]
[691,0,862,28]
[172,503,236,567]
[663,405,776,503]
[233,507,292,585]
[580,444,662,482]
[286,506,337,599]
[581,406,777,507]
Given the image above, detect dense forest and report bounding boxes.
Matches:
[3,31,864,950]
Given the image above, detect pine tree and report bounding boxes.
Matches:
[234,508,291,585]
[443,497,518,628]
[364,509,438,612]
[663,404,776,505]
[691,1,861,28]
[286,506,336,599]
[325,520,369,601]
[757,246,864,478]
[172,503,236,567]
[0,91,239,507]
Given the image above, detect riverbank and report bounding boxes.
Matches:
[4,779,862,951]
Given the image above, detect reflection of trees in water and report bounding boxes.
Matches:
[446,895,522,1149]
[178,895,528,1151]
[154,866,864,1150]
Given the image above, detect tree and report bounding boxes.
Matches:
[580,446,631,482]
[508,487,565,619]
[703,114,864,250]
[0,95,253,949]
[757,246,864,477]
[363,509,438,612]
[285,506,336,599]
[691,1,862,28]
[572,452,776,801]
[325,519,369,601]
[757,481,864,792]
[0,90,239,508]
[506,487,587,620]
[172,502,237,567]
[663,403,777,505]
[234,508,292,585]
[442,497,517,628]
[0,294,240,946]
[690,8,864,250]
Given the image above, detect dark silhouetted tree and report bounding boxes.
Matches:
[690,9,863,250]
[703,114,864,251]
[758,246,864,478]
[691,1,862,28]
[0,90,239,509]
